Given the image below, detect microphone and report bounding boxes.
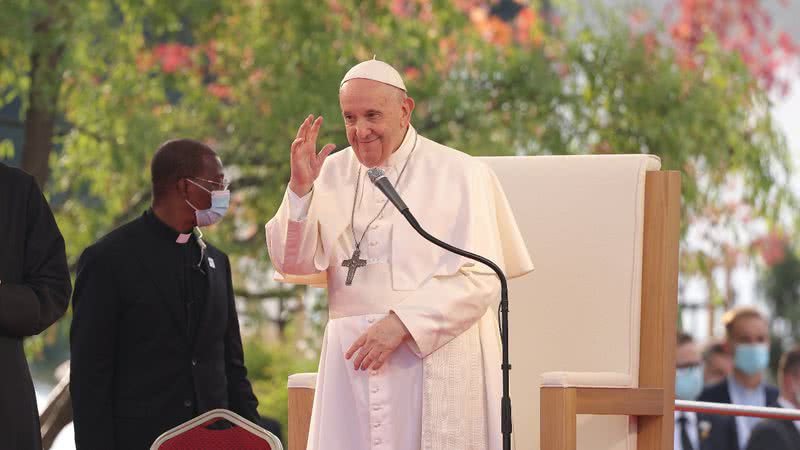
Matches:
[367,168,408,212]
[366,166,515,450]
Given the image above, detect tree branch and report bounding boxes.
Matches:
[56,121,114,143]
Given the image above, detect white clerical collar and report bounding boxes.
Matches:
[384,125,417,169]
[177,227,202,244]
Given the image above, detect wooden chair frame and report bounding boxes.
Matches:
[288,382,315,450]
[540,171,681,450]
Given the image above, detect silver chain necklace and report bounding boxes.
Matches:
[341,132,418,286]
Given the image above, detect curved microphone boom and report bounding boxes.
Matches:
[366,167,514,450]
[367,168,408,212]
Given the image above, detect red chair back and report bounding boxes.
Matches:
[151,409,282,450]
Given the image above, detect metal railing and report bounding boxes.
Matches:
[676,400,800,421]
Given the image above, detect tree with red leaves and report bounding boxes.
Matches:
[667,0,799,94]
[1,0,797,438]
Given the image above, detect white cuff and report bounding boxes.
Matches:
[288,187,313,221]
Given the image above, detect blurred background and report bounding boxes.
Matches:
[1,0,799,448]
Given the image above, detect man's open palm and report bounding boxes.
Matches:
[289,115,336,196]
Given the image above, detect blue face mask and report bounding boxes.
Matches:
[675,365,704,400]
[734,343,769,376]
[185,179,230,227]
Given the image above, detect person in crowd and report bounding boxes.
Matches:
[745,346,800,450]
[674,332,707,450]
[697,307,779,450]
[703,339,733,387]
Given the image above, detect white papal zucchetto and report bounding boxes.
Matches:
[340,58,407,92]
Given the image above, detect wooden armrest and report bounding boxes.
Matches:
[542,386,664,418]
[540,386,667,450]
[576,387,663,416]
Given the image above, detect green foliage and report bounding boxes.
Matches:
[760,244,800,377]
[2,0,794,434]
[2,0,790,270]
[762,245,800,340]
[243,331,318,444]
[0,139,14,159]
[559,17,788,222]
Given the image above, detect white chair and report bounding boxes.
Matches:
[484,155,679,450]
[286,154,680,450]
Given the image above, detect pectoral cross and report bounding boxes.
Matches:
[342,247,367,286]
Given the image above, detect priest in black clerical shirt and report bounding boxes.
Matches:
[0,163,71,450]
[70,139,260,450]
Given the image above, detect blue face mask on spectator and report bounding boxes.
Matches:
[675,365,704,400]
[734,343,769,375]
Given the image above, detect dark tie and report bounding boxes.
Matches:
[677,414,695,450]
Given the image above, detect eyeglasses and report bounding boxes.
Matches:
[187,176,230,191]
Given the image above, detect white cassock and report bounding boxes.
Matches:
[266,125,533,450]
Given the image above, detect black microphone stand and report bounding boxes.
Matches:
[397,208,513,450]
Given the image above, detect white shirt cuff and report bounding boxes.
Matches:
[287,187,312,221]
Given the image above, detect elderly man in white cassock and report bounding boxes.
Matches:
[266,59,533,450]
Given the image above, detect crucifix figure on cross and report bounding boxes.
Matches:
[342,247,367,285]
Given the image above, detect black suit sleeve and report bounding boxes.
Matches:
[69,246,119,449]
[745,421,787,450]
[222,254,259,422]
[0,176,70,337]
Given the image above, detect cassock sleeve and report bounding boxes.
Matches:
[69,245,119,448]
[265,187,324,278]
[287,187,312,221]
[0,175,70,337]
[222,254,260,422]
[391,267,500,358]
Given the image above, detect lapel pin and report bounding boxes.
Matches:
[208,257,216,269]
[699,420,712,440]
